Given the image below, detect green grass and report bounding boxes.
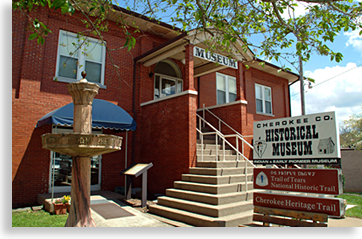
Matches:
[12,209,68,227]
[337,193,362,219]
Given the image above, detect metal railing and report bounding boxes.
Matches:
[197,114,255,192]
[197,105,301,170]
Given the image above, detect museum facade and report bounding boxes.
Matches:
[12,5,299,207]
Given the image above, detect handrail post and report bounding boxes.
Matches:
[215,133,218,161]
[245,154,247,193]
[203,104,205,128]
[222,139,225,161]
[198,115,201,131]
[236,136,239,161]
[201,133,203,162]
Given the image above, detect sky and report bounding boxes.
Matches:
[286,10,362,126]
[117,0,362,126]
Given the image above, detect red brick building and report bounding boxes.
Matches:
[12,6,299,207]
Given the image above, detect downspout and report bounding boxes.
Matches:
[131,60,138,165]
[197,76,200,109]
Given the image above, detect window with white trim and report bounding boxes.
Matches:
[216,73,237,105]
[255,84,272,114]
[55,30,106,85]
[154,60,183,99]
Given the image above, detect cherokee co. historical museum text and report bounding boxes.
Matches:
[253,112,340,164]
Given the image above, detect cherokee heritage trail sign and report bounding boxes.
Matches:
[253,192,345,217]
[193,46,238,69]
[254,168,343,195]
[252,111,341,164]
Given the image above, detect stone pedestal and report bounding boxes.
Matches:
[65,156,95,227]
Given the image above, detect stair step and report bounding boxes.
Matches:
[166,188,254,205]
[174,181,253,194]
[189,167,253,176]
[196,139,220,144]
[149,204,253,227]
[197,155,242,161]
[196,144,232,150]
[197,149,236,156]
[182,174,253,184]
[196,161,255,168]
[157,196,253,217]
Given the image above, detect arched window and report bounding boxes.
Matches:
[154,60,183,99]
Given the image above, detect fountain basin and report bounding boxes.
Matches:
[42,133,123,157]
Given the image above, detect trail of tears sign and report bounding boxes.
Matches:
[253,112,341,164]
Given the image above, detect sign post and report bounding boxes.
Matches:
[120,163,153,207]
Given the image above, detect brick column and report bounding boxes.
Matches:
[184,44,195,91]
[236,61,246,101]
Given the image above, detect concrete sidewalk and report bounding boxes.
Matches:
[90,196,173,227]
[35,190,174,227]
[328,217,362,227]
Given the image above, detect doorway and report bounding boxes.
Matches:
[48,125,102,193]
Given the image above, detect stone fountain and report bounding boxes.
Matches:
[42,72,123,227]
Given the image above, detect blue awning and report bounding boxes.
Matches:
[36,99,136,131]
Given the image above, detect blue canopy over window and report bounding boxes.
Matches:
[36,99,136,131]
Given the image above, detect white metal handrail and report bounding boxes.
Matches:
[198,105,253,138]
[197,106,301,170]
[197,115,255,192]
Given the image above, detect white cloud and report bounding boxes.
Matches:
[281,3,312,19]
[344,30,362,55]
[290,63,362,125]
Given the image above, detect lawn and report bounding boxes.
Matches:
[338,193,362,219]
[12,209,68,227]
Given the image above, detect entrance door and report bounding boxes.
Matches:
[48,126,102,193]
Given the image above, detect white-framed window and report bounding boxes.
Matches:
[55,30,106,86]
[154,60,183,99]
[216,73,237,105]
[154,74,183,99]
[255,83,272,114]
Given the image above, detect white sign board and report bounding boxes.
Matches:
[253,112,340,164]
[193,46,238,69]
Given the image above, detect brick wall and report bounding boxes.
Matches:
[137,93,197,194]
[12,7,169,207]
[197,65,290,160]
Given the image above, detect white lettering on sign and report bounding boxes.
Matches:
[255,193,341,214]
[193,46,238,69]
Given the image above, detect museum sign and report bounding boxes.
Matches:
[252,111,340,164]
[193,46,238,69]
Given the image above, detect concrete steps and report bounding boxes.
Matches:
[150,204,253,227]
[157,196,253,217]
[165,189,253,205]
[149,136,255,227]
